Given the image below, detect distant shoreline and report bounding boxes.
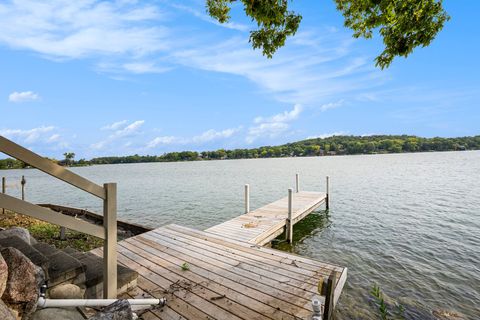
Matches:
[1,134,479,169]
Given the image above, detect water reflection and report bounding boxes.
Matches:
[272,209,331,251]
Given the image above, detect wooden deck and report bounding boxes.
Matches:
[206,191,327,245]
[91,224,347,320]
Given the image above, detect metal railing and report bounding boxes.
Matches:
[0,136,117,299]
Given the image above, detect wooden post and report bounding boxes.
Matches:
[103,183,117,299]
[323,272,337,320]
[295,173,300,193]
[21,175,26,201]
[326,176,330,210]
[286,188,293,243]
[60,226,66,240]
[244,184,250,214]
[1,177,5,215]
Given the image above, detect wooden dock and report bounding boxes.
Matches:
[89,181,347,320]
[206,191,327,245]
[91,224,346,320]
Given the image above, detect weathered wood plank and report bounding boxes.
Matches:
[206,191,327,245]
[120,239,301,320]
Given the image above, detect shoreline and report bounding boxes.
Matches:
[1,148,478,170]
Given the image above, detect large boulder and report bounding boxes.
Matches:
[49,284,85,299]
[0,228,33,245]
[0,252,8,297]
[0,247,39,304]
[89,300,134,320]
[0,300,15,320]
[31,308,85,320]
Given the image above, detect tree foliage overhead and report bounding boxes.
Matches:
[206,0,449,68]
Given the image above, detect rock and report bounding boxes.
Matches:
[0,228,32,245]
[33,265,45,291]
[0,247,39,304]
[433,309,464,319]
[0,252,8,297]
[0,300,15,320]
[89,300,133,320]
[29,236,37,246]
[31,308,84,320]
[49,284,85,299]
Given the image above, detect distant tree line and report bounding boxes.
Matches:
[1,135,479,169]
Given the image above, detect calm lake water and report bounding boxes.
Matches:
[1,151,479,319]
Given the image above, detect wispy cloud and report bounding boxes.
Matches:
[0,1,169,73]
[306,131,348,139]
[146,136,178,148]
[0,126,69,150]
[147,128,241,149]
[0,126,54,143]
[191,128,240,143]
[8,91,40,103]
[169,3,249,32]
[319,99,345,112]
[101,120,128,131]
[172,30,383,106]
[247,105,302,143]
[92,120,145,150]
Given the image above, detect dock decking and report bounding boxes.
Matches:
[206,191,327,245]
[90,188,347,320]
[91,224,347,320]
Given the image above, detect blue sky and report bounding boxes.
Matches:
[1,0,479,159]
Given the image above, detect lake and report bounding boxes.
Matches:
[1,151,479,319]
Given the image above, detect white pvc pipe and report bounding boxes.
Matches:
[37,297,165,308]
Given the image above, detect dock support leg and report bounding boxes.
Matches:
[1,177,5,215]
[323,272,337,320]
[286,188,293,243]
[326,176,330,210]
[21,175,26,201]
[295,173,300,193]
[244,184,250,214]
[103,183,117,299]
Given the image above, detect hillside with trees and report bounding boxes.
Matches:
[2,135,478,169]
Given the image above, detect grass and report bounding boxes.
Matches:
[370,284,405,320]
[0,210,103,252]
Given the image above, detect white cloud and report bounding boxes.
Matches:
[115,120,145,137]
[246,122,290,144]
[47,134,61,142]
[146,136,178,148]
[172,30,384,106]
[0,126,54,143]
[191,128,240,143]
[254,104,302,124]
[122,62,172,74]
[92,120,145,150]
[8,91,40,103]
[0,126,69,150]
[0,1,169,70]
[169,3,249,32]
[247,105,302,143]
[319,100,345,112]
[306,131,348,139]
[146,127,241,149]
[101,120,128,130]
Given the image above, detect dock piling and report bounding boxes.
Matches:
[295,173,300,193]
[21,175,26,201]
[323,271,337,320]
[244,184,250,214]
[326,176,330,210]
[1,177,5,214]
[286,188,293,243]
